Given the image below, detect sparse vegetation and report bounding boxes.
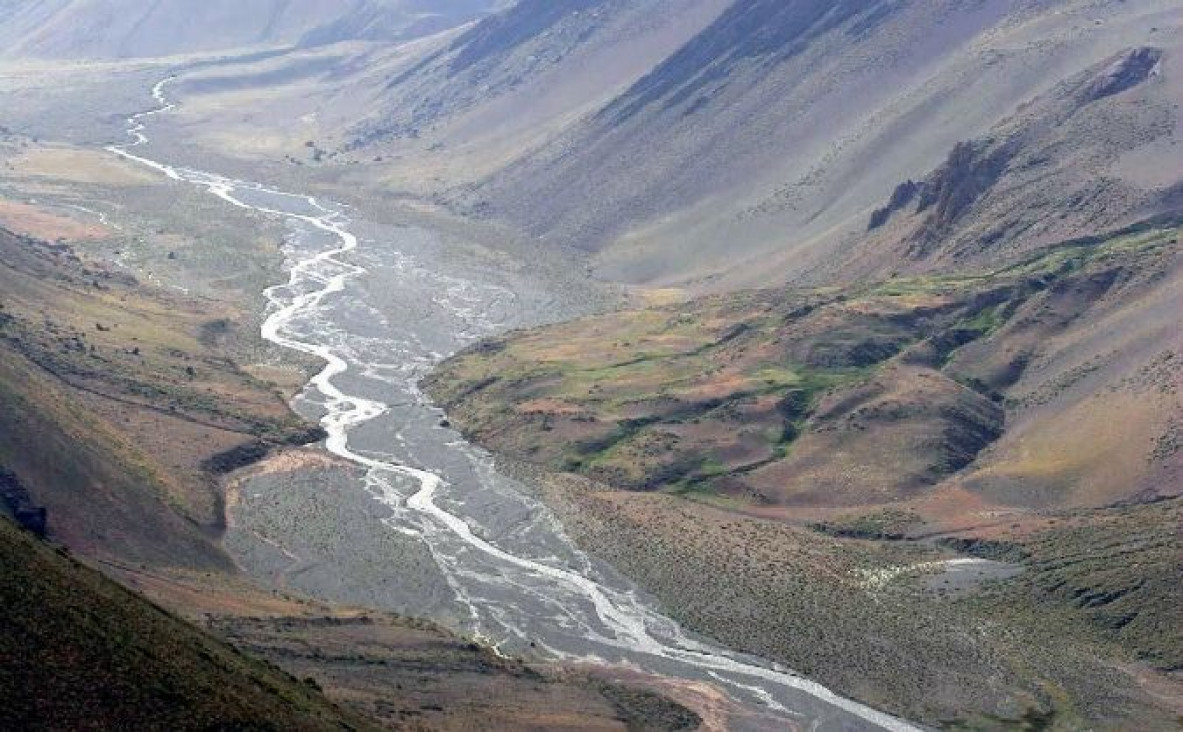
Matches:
[428,224,1183,727]
[427,225,1179,508]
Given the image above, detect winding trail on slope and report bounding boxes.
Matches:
[107,76,918,732]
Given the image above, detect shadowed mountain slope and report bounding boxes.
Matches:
[339,0,730,186]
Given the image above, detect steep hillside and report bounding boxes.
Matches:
[0,515,376,731]
[840,45,1178,280]
[461,0,1182,290]
[339,0,730,190]
[0,224,323,568]
[352,0,722,139]
[0,0,504,60]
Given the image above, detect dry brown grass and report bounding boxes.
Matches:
[8,145,157,186]
[0,198,110,240]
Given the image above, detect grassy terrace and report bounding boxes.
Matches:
[427,223,1179,505]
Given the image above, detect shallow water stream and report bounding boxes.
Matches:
[108,77,916,732]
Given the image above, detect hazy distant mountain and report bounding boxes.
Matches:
[0,0,507,59]
[300,0,514,47]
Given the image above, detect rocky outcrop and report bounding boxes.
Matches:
[0,467,46,537]
[935,537,1029,562]
[868,179,922,230]
[201,442,271,475]
[201,425,326,475]
[1083,47,1163,102]
[863,45,1173,266]
[912,139,1018,244]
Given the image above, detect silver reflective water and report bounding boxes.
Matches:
[108,77,918,732]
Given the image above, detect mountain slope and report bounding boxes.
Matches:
[0,0,505,59]
[0,515,376,731]
[355,0,728,135]
[458,0,1182,290]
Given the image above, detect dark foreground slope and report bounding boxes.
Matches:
[0,516,374,731]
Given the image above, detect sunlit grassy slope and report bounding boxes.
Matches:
[427,220,1180,509]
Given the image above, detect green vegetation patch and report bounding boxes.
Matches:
[426,223,1180,507]
[812,509,923,540]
